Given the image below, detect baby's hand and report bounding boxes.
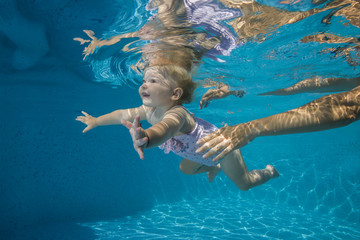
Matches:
[75,111,98,133]
[73,30,100,60]
[122,115,148,160]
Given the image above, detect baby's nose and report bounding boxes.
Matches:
[141,83,148,89]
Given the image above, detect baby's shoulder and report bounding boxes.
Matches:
[166,105,192,118]
[166,106,196,129]
[167,106,196,133]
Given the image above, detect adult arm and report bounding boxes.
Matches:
[259,76,360,95]
[197,86,360,161]
[200,85,245,109]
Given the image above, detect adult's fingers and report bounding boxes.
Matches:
[199,101,204,109]
[196,135,224,154]
[202,139,228,159]
[199,101,208,110]
[196,130,221,146]
[204,101,210,108]
[201,139,229,159]
[212,145,233,162]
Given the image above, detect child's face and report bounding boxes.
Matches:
[139,68,177,107]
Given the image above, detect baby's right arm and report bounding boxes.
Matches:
[76,105,148,133]
[143,108,189,148]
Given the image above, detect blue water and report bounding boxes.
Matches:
[1,0,360,239]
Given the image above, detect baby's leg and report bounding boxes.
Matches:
[220,150,279,191]
[179,159,221,182]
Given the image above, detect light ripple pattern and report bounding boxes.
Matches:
[80,197,360,239]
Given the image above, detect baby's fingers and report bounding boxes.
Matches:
[73,37,90,45]
[134,137,148,147]
[134,137,147,160]
[83,126,92,133]
[81,111,90,117]
[75,116,84,122]
[73,37,83,44]
[83,53,90,61]
[136,147,145,160]
[132,116,141,137]
[83,30,95,38]
[133,115,140,127]
[121,120,133,130]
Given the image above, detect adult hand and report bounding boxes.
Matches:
[76,111,98,133]
[199,88,229,109]
[196,122,258,161]
[121,115,148,160]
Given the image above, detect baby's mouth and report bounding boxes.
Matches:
[142,92,150,98]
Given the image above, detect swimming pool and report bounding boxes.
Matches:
[1,0,359,239]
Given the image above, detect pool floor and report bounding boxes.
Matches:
[80,197,360,239]
[4,196,360,239]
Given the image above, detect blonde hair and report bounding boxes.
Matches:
[144,65,197,104]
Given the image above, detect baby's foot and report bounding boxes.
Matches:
[266,165,280,179]
[207,165,221,183]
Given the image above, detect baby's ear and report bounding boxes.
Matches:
[172,87,183,101]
